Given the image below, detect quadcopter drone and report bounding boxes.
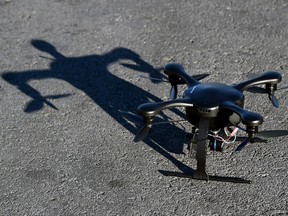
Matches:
[124,63,288,183]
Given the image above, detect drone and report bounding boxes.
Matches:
[123,63,288,183]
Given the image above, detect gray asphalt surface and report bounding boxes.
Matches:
[1,0,288,215]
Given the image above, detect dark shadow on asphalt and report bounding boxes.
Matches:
[2,39,194,175]
[158,170,251,184]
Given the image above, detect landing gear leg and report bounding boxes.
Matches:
[194,117,209,181]
[160,118,251,183]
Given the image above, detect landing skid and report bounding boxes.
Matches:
[158,170,251,184]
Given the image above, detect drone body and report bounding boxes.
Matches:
[125,63,287,183]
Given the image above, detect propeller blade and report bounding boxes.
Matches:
[256,130,288,138]
[247,85,288,93]
[153,119,187,125]
[121,111,143,125]
[177,74,210,84]
[246,86,267,94]
[235,125,288,139]
[234,126,288,152]
[236,137,267,143]
[269,94,279,108]
[278,86,288,91]
[235,137,251,152]
[246,86,280,108]
[122,111,187,127]
[169,84,177,100]
[134,125,151,142]
[140,73,209,84]
[191,73,210,81]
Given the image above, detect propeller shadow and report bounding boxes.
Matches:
[2,39,193,175]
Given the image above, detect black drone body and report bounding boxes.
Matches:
[125,63,287,183]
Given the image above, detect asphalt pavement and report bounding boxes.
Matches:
[0,0,288,215]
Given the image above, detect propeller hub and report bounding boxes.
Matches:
[266,83,277,92]
[246,125,258,135]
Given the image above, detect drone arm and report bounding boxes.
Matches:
[138,97,193,117]
[234,71,282,92]
[164,63,199,87]
[221,101,263,127]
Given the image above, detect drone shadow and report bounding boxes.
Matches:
[2,39,195,175]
